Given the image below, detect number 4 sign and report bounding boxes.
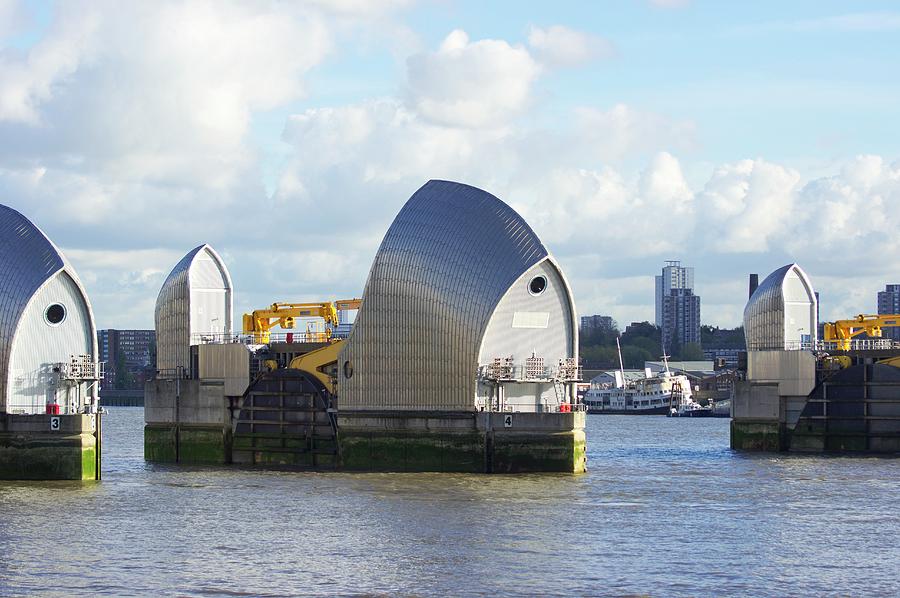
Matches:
[503,414,513,428]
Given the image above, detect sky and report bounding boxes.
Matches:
[1,0,899,331]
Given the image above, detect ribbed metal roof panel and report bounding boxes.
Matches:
[154,244,232,375]
[744,263,816,351]
[338,180,550,411]
[0,204,99,408]
[0,205,66,406]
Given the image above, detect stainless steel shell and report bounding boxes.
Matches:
[338,180,564,411]
[0,204,98,409]
[155,244,233,376]
[744,263,817,351]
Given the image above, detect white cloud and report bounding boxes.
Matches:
[695,159,801,252]
[527,25,614,67]
[573,104,697,163]
[1,6,897,332]
[639,151,692,214]
[0,4,99,124]
[0,1,333,177]
[785,155,900,266]
[273,90,900,326]
[0,0,24,41]
[406,29,541,128]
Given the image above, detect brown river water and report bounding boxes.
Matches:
[1,408,899,596]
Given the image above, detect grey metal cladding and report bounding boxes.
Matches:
[743,263,816,351]
[154,244,233,375]
[744,265,790,351]
[155,245,203,374]
[0,204,66,405]
[339,180,549,411]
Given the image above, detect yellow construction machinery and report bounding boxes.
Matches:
[334,298,362,311]
[242,298,361,395]
[242,298,361,344]
[823,314,900,351]
[820,355,853,371]
[243,302,338,344]
[288,340,345,394]
[880,355,900,369]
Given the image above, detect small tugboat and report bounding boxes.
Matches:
[669,398,713,417]
[667,375,713,417]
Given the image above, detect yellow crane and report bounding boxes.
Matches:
[823,314,900,351]
[242,298,361,344]
[288,340,346,394]
[334,298,362,311]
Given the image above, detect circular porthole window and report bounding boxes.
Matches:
[45,303,66,326]
[529,276,547,296]
[343,360,353,379]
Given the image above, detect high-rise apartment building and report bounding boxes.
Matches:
[655,261,701,353]
[661,288,701,352]
[877,284,900,341]
[98,329,156,389]
[655,260,694,326]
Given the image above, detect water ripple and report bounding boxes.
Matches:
[1,409,899,596]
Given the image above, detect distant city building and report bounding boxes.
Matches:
[655,260,694,327]
[98,329,156,390]
[661,288,701,353]
[655,260,701,354]
[703,348,741,368]
[580,315,615,332]
[877,284,900,341]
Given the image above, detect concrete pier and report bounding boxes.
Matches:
[145,371,587,473]
[732,350,900,453]
[145,182,588,473]
[731,350,816,451]
[0,413,101,480]
[338,410,586,473]
[144,378,232,464]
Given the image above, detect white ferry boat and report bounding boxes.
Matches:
[584,345,696,415]
[584,369,694,414]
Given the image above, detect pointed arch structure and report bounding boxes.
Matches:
[744,263,818,351]
[338,180,579,412]
[0,204,98,414]
[155,244,233,376]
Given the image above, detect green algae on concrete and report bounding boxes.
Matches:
[730,420,782,452]
[144,425,177,462]
[179,426,229,464]
[144,424,228,464]
[339,430,485,473]
[339,411,587,473]
[491,430,586,473]
[0,438,96,480]
[0,414,99,480]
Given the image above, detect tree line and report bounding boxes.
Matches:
[580,321,744,369]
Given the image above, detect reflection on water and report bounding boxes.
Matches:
[1,409,899,596]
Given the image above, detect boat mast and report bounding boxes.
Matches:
[616,336,626,387]
[661,352,672,376]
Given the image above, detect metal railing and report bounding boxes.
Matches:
[188,331,346,346]
[480,357,582,382]
[58,355,104,381]
[748,339,900,352]
[479,364,583,382]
